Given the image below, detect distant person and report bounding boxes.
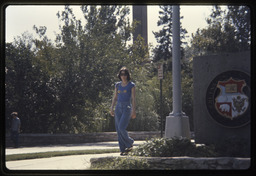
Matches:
[110,67,136,156]
[10,112,21,148]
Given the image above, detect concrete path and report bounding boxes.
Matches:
[6,153,121,170]
[5,140,146,170]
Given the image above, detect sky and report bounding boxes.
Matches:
[5,5,215,47]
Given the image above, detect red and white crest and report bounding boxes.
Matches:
[215,78,249,120]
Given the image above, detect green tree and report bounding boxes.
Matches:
[5,32,56,133]
[189,5,251,57]
[5,5,160,134]
[51,5,136,133]
[5,5,134,133]
[152,5,188,71]
[226,5,251,51]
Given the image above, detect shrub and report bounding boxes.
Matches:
[129,137,219,157]
[90,157,151,170]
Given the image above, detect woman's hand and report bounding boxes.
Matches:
[131,110,136,119]
[110,109,115,117]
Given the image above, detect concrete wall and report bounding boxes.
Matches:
[5,131,160,147]
[193,52,250,156]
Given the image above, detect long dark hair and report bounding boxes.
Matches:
[117,67,131,81]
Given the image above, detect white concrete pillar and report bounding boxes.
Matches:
[172,5,182,116]
[165,5,190,139]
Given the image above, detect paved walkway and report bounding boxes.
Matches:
[5,141,146,170]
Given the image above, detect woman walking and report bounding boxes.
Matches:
[110,67,136,156]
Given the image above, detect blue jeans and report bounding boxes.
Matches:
[115,102,134,152]
[11,130,19,148]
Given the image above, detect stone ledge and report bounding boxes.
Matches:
[90,156,251,170]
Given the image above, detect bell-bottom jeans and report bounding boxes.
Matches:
[115,101,134,152]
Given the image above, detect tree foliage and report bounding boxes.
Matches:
[5,5,250,134]
[152,5,188,72]
[189,5,251,57]
[5,5,158,133]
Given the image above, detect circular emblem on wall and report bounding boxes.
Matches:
[206,70,250,128]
